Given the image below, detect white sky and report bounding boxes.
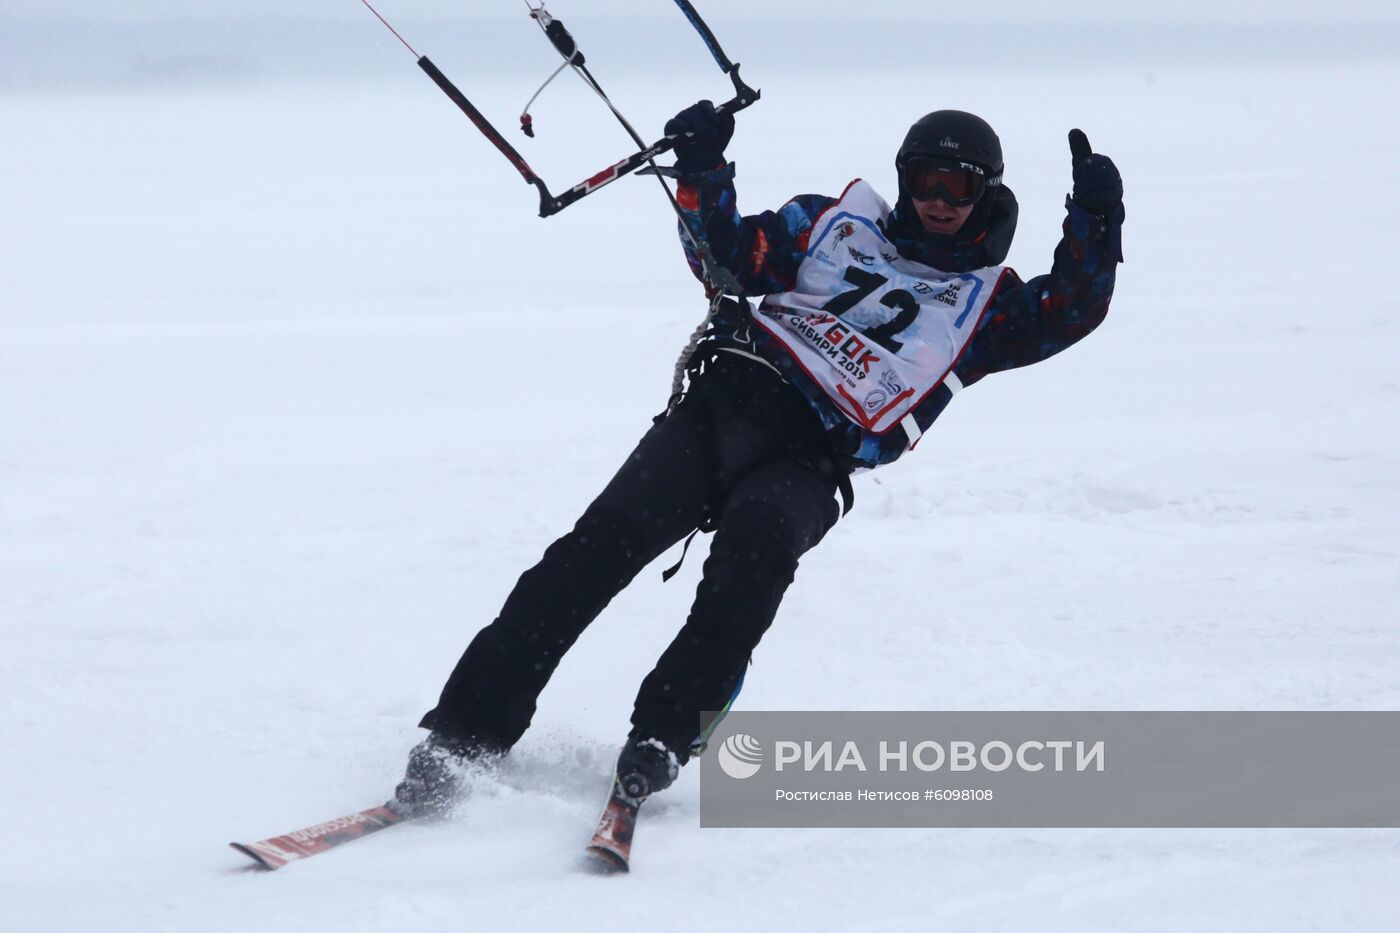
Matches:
[6,0,1400,23]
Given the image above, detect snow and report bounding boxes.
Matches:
[3,4,1399,930]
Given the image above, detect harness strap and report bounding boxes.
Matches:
[836,471,855,517]
[661,527,703,582]
[899,414,922,449]
[901,370,962,450]
[714,345,782,375]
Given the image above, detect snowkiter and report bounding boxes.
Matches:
[393,102,1125,815]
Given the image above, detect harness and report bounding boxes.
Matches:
[656,304,855,582]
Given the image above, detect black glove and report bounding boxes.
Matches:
[665,99,734,176]
[1068,128,1123,220]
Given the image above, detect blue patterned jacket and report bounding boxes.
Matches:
[676,163,1121,469]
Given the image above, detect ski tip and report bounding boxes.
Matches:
[583,844,630,875]
[229,842,282,871]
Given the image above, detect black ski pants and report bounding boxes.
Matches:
[419,353,845,762]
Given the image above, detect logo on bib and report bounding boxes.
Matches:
[863,389,888,412]
[847,246,876,267]
[933,282,964,307]
[785,313,882,380]
[832,221,857,246]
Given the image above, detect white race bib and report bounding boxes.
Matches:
[753,180,1008,434]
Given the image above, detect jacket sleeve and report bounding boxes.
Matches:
[955,198,1121,384]
[675,163,836,297]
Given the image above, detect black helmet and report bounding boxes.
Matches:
[888,109,1017,266]
[896,110,1003,181]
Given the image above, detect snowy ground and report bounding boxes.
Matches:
[4,4,1400,931]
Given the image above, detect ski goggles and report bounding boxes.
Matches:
[899,156,994,206]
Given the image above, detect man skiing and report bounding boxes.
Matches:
[393,103,1124,823]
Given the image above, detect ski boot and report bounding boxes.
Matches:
[391,732,499,819]
[615,737,680,803]
[586,738,681,873]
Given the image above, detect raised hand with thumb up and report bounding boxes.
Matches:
[1067,128,1123,220]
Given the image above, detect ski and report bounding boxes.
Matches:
[584,783,641,874]
[230,803,408,870]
